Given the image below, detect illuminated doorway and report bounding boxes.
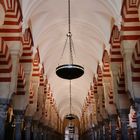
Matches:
[65,123,79,140]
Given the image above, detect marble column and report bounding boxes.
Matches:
[99,122,104,140]
[94,127,98,140]
[0,102,8,140]
[59,133,62,140]
[96,126,100,140]
[46,131,49,140]
[104,119,110,140]
[42,126,47,140]
[87,130,91,140]
[91,128,95,140]
[119,110,129,140]
[47,131,52,140]
[25,116,32,140]
[54,132,57,140]
[14,110,24,140]
[110,115,117,140]
[38,123,43,140]
[51,131,54,140]
[33,120,39,140]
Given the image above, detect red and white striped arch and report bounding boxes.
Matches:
[102,50,114,104]
[35,67,45,113]
[81,76,98,119]
[131,39,140,82]
[32,49,40,77]
[0,0,23,88]
[96,64,105,118]
[110,25,123,63]
[20,28,33,63]
[93,76,97,97]
[16,63,26,95]
[29,83,34,104]
[39,67,44,87]
[117,63,126,95]
[97,64,103,87]
[121,0,140,40]
[0,0,22,42]
[0,38,12,82]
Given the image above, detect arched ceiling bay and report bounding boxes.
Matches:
[21,0,123,119]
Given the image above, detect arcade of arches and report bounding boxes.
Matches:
[0,0,140,140]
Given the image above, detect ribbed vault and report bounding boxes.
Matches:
[21,0,122,119]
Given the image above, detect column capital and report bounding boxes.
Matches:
[32,119,39,125]
[8,42,22,56]
[118,109,129,116]
[103,118,110,124]
[109,114,118,121]
[25,116,32,122]
[14,110,25,115]
[25,116,32,129]
[121,41,135,57]
[0,98,10,105]
[21,19,28,33]
[0,103,8,119]
[135,98,140,104]
[110,63,120,74]
[135,103,140,112]
[0,98,9,119]
[97,121,103,126]
[42,125,48,131]
[14,110,24,122]
[114,15,122,31]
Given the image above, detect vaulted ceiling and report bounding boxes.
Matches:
[21,0,123,119]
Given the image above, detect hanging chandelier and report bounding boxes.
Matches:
[65,80,75,120]
[56,0,84,80]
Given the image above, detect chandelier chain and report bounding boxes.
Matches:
[70,80,72,114]
[68,0,71,33]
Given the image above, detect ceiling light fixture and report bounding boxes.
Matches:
[56,0,84,80]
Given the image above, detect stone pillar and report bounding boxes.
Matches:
[93,127,98,140]
[119,110,129,140]
[94,127,97,140]
[96,126,100,140]
[110,115,117,140]
[99,122,104,140]
[52,131,55,140]
[53,132,56,140]
[14,110,24,140]
[91,128,95,140]
[85,131,88,140]
[104,119,110,140]
[25,116,32,140]
[59,133,62,140]
[42,126,47,140]
[38,123,43,140]
[33,120,39,140]
[87,130,91,140]
[54,132,59,140]
[0,102,8,140]
[47,131,52,140]
[136,103,140,140]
